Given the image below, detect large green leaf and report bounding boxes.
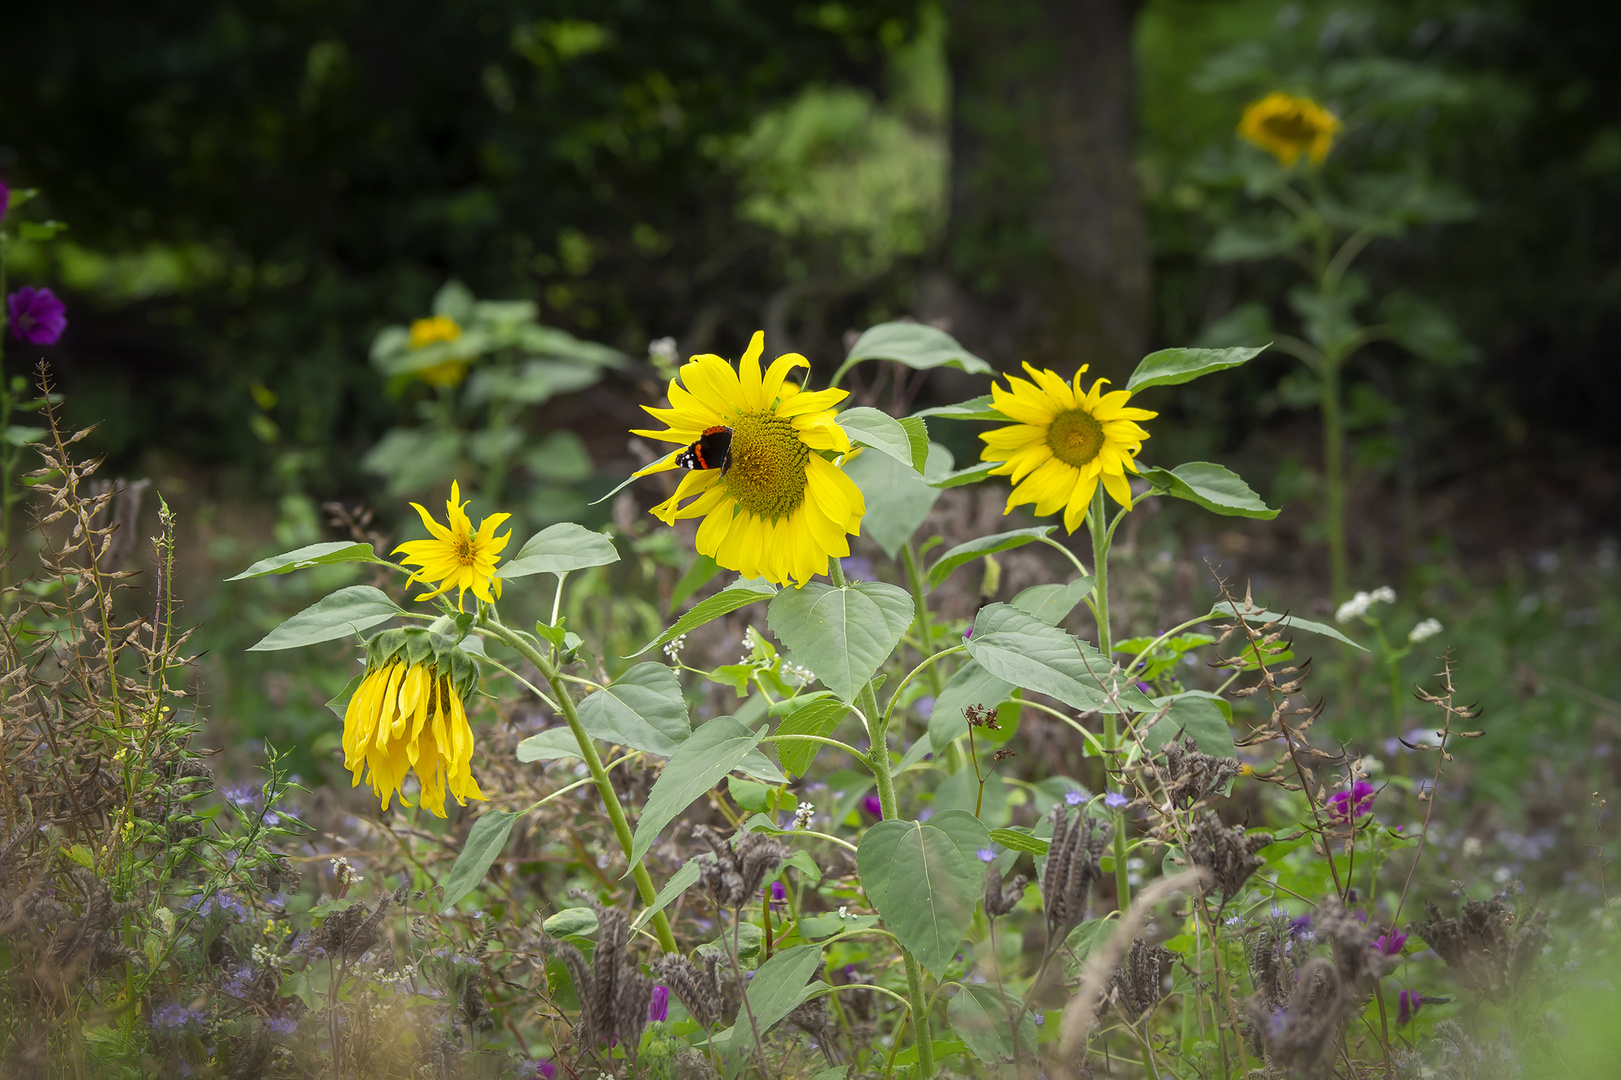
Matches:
[857,810,989,976]
[964,605,1153,714]
[1125,345,1268,393]
[911,395,1007,422]
[499,522,620,579]
[631,578,776,656]
[927,526,1057,589]
[576,663,690,756]
[515,728,586,763]
[838,407,919,471]
[1140,462,1278,519]
[227,541,381,581]
[842,322,992,375]
[928,461,999,489]
[1202,602,1367,650]
[627,717,764,870]
[1010,578,1094,625]
[247,586,402,651]
[719,944,825,1057]
[898,416,930,472]
[1141,692,1237,757]
[439,810,519,913]
[930,662,1014,749]
[845,442,952,558]
[773,696,851,778]
[768,582,914,704]
[948,984,1037,1064]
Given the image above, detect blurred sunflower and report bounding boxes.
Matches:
[342,632,484,816]
[1238,92,1342,167]
[409,314,470,387]
[979,363,1156,531]
[633,331,864,587]
[394,480,512,609]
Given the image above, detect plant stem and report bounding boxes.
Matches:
[480,617,677,953]
[1087,488,1132,909]
[901,541,947,699]
[830,557,937,1078]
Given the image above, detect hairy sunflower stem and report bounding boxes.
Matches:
[901,541,947,700]
[831,557,937,1078]
[481,616,678,953]
[1087,488,1132,909]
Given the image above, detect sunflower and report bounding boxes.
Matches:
[394,481,512,609]
[409,315,470,387]
[979,363,1157,532]
[1238,92,1342,167]
[632,331,864,587]
[342,630,484,816]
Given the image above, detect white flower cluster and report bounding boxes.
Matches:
[792,801,816,830]
[782,663,816,687]
[662,633,688,663]
[1335,586,1397,624]
[1408,617,1443,644]
[251,943,287,971]
[739,627,759,664]
[648,336,678,364]
[330,856,363,886]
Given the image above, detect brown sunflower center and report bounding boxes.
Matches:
[1260,112,1318,144]
[453,536,475,566]
[723,412,811,520]
[1046,408,1105,468]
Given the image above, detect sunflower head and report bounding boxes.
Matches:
[979,363,1157,532]
[631,331,865,587]
[1238,92,1342,167]
[393,481,512,610]
[409,315,469,387]
[342,627,485,816]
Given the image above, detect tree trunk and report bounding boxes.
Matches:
[930,0,1148,377]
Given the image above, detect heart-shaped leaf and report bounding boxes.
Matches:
[857,810,990,975]
[500,523,620,579]
[627,717,764,870]
[576,663,691,756]
[768,582,914,704]
[964,605,1153,714]
[1140,462,1277,519]
[773,696,851,778]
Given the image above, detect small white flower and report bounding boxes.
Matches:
[648,336,678,363]
[1335,587,1396,624]
[1408,618,1443,644]
[837,906,849,919]
[1461,836,1483,857]
[1370,586,1397,605]
[662,633,688,663]
[792,801,816,830]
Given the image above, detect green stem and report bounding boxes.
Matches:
[1321,358,1349,601]
[1086,488,1131,910]
[830,557,936,1078]
[901,541,947,701]
[481,616,678,954]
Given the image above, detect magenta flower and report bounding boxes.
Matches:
[1373,929,1408,956]
[1396,989,1422,1026]
[648,985,670,1022]
[0,181,9,221]
[7,286,67,345]
[770,880,786,902]
[1326,781,1376,822]
[862,794,883,817]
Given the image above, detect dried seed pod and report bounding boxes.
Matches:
[1106,938,1176,1019]
[984,867,1029,919]
[1042,805,1111,938]
[691,825,789,909]
[1185,811,1272,899]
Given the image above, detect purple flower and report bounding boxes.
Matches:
[915,697,935,720]
[185,891,248,922]
[1373,929,1408,956]
[1288,913,1313,937]
[1104,792,1130,810]
[976,847,996,863]
[862,794,883,817]
[532,1061,559,1080]
[7,286,66,345]
[0,181,9,220]
[1064,790,1084,807]
[223,783,262,810]
[1326,781,1376,822]
[265,1016,297,1035]
[963,627,974,641]
[770,881,786,901]
[151,1003,206,1031]
[1135,681,1152,694]
[648,985,670,1022]
[1396,989,1422,1026]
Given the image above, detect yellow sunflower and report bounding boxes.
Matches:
[342,634,484,816]
[980,363,1157,532]
[633,331,864,588]
[409,315,470,388]
[1238,92,1342,167]
[394,481,512,609]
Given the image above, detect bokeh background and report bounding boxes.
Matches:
[1,0,1617,835]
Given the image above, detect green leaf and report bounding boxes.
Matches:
[964,604,1153,714]
[929,461,999,488]
[515,728,586,763]
[857,810,989,976]
[499,523,619,579]
[767,582,914,704]
[631,579,776,656]
[844,442,952,558]
[1010,578,1094,625]
[1202,601,1367,650]
[988,827,1050,856]
[930,662,1014,749]
[843,322,993,375]
[542,907,599,939]
[774,696,851,778]
[576,663,691,756]
[326,673,364,722]
[632,859,702,931]
[1125,345,1268,393]
[798,912,879,939]
[911,395,1007,422]
[18,220,68,241]
[948,984,1037,1064]
[439,811,519,913]
[627,717,765,870]
[227,541,381,580]
[724,944,824,1056]
[1141,693,1237,758]
[898,416,930,472]
[1140,462,1278,519]
[838,407,919,471]
[247,586,402,651]
[3,425,46,447]
[927,527,1055,589]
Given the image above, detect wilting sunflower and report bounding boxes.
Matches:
[633,331,864,587]
[394,481,512,609]
[979,363,1156,532]
[409,314,470,387]
[342,629,484,816]
[1238,92,1342,167]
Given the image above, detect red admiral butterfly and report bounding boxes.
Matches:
[676,425,733,473]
